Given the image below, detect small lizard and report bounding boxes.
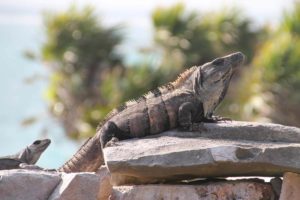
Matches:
[0,139,51,170]
[59,52,245,173]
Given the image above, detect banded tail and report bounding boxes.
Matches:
[58,135,104,172]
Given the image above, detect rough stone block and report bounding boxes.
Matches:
[104,121,300,185]
[96,166,112,200]
[111,180,275,200]
[48,172,101,200]
[0,168,112,200]
[280,172,300,200]
[0,169,61,200]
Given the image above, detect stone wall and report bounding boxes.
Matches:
[0,168,278,200]
[1,121,300,199]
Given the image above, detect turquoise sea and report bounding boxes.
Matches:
[0,23,78,168]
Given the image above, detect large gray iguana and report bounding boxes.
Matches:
[0,139,51,170]
[59,52,245,173]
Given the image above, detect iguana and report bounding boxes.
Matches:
[59,52,245,173]
[0,139,51,170]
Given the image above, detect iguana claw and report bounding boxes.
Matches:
[203,116,232,123]
[105,137,120,147]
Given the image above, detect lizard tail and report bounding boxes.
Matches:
[58,135,104,172]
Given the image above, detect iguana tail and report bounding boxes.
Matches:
[58,135,104,172]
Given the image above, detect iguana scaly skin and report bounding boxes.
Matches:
[0,139,51,170]
[59,52,245,173]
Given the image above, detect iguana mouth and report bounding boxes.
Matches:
[213,67,232,84]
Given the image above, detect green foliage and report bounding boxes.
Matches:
[41,6,124,138]
[152,3,188,34]
[281,2,300,36]
[256,33,300,91]
[151,3,265,118]
[101,62,167,105]
[43,6,122,66]
[152,3,263,72]
[200,8,264,63]
[235,2,300,126]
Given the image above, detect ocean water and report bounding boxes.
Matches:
[0,23,78,168]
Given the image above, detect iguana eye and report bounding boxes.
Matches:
[212,58,224,65]
[33,140,41,145]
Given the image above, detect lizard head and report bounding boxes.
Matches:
[193,52,245,118]
[19,139,51,164]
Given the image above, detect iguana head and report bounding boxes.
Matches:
[19,139,51,164]
[193,52,245,118]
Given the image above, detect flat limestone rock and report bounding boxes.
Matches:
[103,121,300,185]
[111,180,275,200]
[0,169,61,200]
[49,172,102,200]
[0,168,112,200]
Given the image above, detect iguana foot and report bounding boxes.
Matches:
[203,115,232,123]
[44,168,59,172]
[19,163,44,170]
[19,164,58,172]
[105,137,120,147]
[214,116,232,122]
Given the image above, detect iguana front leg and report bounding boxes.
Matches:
[19,163,57,172]
[100,121,131,148]
[178,102,205,131]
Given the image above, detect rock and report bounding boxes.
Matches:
[0,169,61,200]
[96,166,112,200]
[0,169,112,200]
[279,172,300,200]
[270,177,282,198]
[192,121,300,143]
[103,121,300,185]
[111,180,275,200]
[49,172,101,200]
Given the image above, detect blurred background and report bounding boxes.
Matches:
[0,0,299,168]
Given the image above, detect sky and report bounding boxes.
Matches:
[0,0,294,27]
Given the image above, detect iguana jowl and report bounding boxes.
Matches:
[59,52,245,173]
[0,139,51,170]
